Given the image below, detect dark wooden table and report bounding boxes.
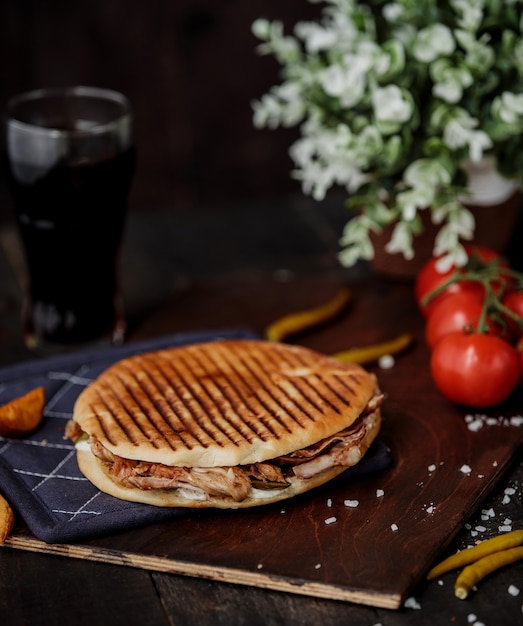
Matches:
[0,198,522,625]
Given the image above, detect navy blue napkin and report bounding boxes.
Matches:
[0,328,391,544]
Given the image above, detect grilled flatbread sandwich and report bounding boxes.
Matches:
[66,339,383,508]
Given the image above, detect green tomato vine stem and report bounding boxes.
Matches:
[422,256,523,337]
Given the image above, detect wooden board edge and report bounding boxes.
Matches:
[1,535,403,610]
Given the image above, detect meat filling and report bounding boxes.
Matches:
[67,395,382,502]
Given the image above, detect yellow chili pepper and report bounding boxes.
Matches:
[331,333,413,365]
[265,288,351,342]
[427,529,523,580]
[454,546,523,599]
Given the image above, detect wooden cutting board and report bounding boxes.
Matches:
[4,277,523,609]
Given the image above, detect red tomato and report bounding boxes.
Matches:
[430,332,519,407]
[415,245,509,318]
[425,292,483,349]
[502,290,523,338]
[425,291,510,350]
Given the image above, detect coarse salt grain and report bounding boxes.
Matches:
[391,523,399,531]
[467,615,477,624]
[460,464,472,475]
[499,525,513,532]
[344,499,359,508]
[376,489,384,498]
[327,498,332,508]
[508,585,520,596]
[465,413,523,431]
[505,487,516,496]
[466,416,484,432]
[325,516,337,525]
[403,597,421,610]
[482,508,495,518]
[475,525,487,533]
[378,354,395,369]
[428,464,437,472]
[426,505,435,514]
[314,563,321,570]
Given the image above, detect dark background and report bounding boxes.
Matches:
[0,0,350,344]
[0,0,324,222]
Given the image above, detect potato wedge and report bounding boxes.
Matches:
[0,493,14,544]
[0,386,45,437]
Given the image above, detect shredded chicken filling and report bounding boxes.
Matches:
[67,397,381,502]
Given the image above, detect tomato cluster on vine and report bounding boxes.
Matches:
[415,245,523,408]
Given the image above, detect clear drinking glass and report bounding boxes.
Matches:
[4,86,135,353]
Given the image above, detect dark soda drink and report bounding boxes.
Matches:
[7,147,135,350]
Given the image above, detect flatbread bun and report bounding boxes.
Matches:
[76,405,380,508]
[72,339,379,468]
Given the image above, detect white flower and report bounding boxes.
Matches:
[385,222,415,259]
[455,30,495,73]
[383,3,406,22]
[443,112,493,161]
[251,18,271,40]
[435,245,468,272]
[320,63,367,108]
[294,159,336,201]
[431,60,474,104]
[360,40,392,76]
[495,92,523,126]
[252,19,301,64]
[338,215,378,265]
[396,188,433,221]
[372,85,413,124]
[273,83,307,126]
[450,0,484,31]
[294,21,338,53]
[252,0,523,268]
[413,24,455,63]
[404,159,452,192]
[252,94,284,129]
[433,203,475,261]
[320,41,385,108]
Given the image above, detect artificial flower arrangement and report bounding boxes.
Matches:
[251,0,523,270]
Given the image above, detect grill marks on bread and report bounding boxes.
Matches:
[73,340,375,467]
[259,342,359,418]
[188,344,292,440]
